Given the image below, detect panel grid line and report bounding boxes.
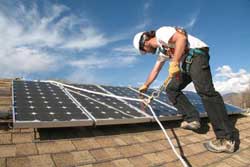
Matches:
[11,80,16,123]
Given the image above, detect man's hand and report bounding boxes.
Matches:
[139,84,148,93]
[168,61,180,78]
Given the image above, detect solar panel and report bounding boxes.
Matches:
[100,86,181,121]
[13,80,93,128]
[154,89,242,116]
[183,91,243,115]
[66,84,151,125]
[12,80,244,128]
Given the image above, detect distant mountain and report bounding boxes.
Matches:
[223,92,242,108]
[223,92,239,99]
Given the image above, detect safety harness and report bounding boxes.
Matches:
[145,27,208,104]
[184,48,208,73]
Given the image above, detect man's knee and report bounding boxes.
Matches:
[196,86,220,99]
[166,84,179,104]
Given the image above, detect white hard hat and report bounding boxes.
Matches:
[133,32,146,55]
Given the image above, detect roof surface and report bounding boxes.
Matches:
[1,79,250,167]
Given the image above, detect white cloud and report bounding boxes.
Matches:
[135,0,152,30]
[9,4,66,48]
[214,65,250,94]
[61,27,110,50]
[69,55,137,69]
[0,2,117,78]
[135,23,148,30]
[67,54,138,84]
[184,9,200,30]
[66,70,99,84]
[63,36,137,84]
[0,3,65,77]
[0,47,57,77]
[62,33,107,50]
[112,45,138,56]
[185,17,197,29]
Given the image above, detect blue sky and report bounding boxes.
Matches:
[0,0,250,93]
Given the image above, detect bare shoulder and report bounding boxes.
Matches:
[170,31,187,42]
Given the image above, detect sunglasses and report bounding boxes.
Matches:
[139,33,148,51]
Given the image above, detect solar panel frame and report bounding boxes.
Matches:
[11,80,16,124]
[12,80,94,128]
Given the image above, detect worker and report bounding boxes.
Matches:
[133,26,236,153]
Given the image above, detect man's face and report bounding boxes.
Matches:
[143,40,156,54]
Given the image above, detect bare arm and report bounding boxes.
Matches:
[170,31,187,63]
[143,31,186,87]
[144,60,165,87]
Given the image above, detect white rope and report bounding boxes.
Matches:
[42,80,189,167]
[147,104,188,167]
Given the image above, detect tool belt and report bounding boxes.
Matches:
[184,47,209,73]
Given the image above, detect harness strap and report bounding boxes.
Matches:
[185,48,208,73]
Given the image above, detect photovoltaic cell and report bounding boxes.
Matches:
[13,80,93,128]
